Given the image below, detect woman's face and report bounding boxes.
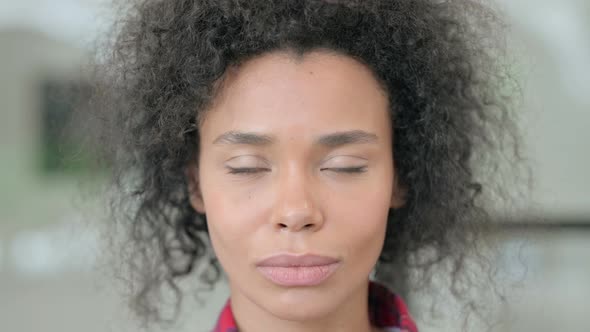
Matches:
[189,50,405,322]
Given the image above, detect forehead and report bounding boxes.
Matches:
[200,50,391,141]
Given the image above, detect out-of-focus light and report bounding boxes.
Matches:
[10,230,61,277]
[0,0,113,48]
[500,0,590,106]
[8,222,100,279]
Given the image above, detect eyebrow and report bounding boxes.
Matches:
[316,130,378,147]
[212,130,378,147]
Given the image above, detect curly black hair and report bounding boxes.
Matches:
[87,0,527,328]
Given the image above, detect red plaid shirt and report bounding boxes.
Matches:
[212,281,418,332]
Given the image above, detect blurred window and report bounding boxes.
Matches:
[39,79,94,175]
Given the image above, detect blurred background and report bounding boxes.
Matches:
[0,0,588,331]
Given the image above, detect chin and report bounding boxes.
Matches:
[269,301,333,322]
[264,287,342,321]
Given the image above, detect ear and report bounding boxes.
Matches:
[390,173,407,209]
[186,162,206,214]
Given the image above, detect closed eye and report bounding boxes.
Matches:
[321,166,368,173]
[225,167,270,174]
[226,166,367,175]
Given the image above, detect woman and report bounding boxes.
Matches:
[89,0,525,331]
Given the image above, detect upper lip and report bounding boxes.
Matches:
[256,254,340,267]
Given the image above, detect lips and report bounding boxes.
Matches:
[257,254,339,267]
[255,254,341,287]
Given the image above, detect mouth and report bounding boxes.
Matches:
[255,254,341,287]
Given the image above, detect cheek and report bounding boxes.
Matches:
[332,196,389,255]
[203,178,271,230]
[200,179,271,270]
[327,179,391,259]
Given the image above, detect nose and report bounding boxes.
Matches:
[270,167,325,232]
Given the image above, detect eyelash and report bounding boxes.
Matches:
[226,167,269,174]
[322,166,368,173]
[226,166,367,175]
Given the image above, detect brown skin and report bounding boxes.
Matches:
[188,50,405,332]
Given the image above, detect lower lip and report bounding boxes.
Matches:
[256,263,340,287]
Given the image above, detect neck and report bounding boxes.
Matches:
[230,280,376,332]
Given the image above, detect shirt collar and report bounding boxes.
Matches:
[212,280,418,332]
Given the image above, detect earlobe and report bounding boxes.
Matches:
[186,163,206,214]
[390,175,407,209]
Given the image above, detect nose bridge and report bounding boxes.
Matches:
[272,161,323,231]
